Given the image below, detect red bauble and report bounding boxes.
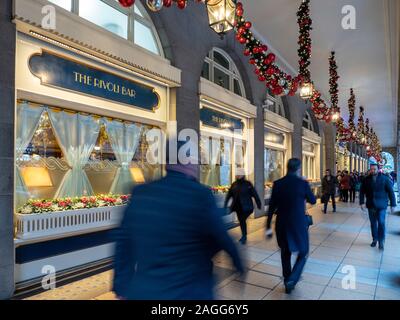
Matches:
[236,8,243,16]
[254,68,260,75]
[236,2,243,9]
[177,0,186,9]
[244,21,252,29]
[239,37,246,44]
[163,0,172,7]
[266,66,275,75]
[244,49,251,56]
[261,45,268,52]
[237,26,246,35]
[118,0,135,7]
[258,75,266,82]
[249,59,255,65]
[252,47,259,54]
[266,53,276,63]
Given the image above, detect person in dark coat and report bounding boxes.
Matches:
[266,158,316,294]
[349,172,357,203]
[360,163,396,250]
[224,170,262,245]
[321,169,337,214]
[340,171,350,202]
[112,141,244,300]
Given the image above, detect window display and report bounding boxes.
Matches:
[264,148,284,185]
[15,101,162,211]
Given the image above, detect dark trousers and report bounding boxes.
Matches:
[349,188,356,203]
[323,194,336,213]
[368,208,386,244]
[342,189,349,202]
[238,217,247,239]
[339,188,343,200]
[281,246,308,285]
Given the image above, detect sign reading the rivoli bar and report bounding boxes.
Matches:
[200,107,244,132]
[29,51,160,111]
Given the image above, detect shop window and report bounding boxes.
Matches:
[200,136,233,188]
[264,92,286,118]
[201,48,246,98]
[49,0,72,11]
[303,111,315,132]
[49,0,163,56]
[15,101,163,210]
[264,148,284,186]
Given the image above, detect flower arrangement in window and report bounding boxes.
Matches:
[210,185,230,194]
[17,194,130,215]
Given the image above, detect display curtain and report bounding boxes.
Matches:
[105,120,142,195]
[48,110,100,198]
[15,102,44,208]
[220,140,232,186]
[200,136,221,186]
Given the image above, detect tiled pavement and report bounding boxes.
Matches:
[25,201,400,300]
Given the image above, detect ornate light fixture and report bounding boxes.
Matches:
[299,82,314,99]
[206,0,237,35]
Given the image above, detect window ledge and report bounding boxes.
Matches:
[199,78,257,118]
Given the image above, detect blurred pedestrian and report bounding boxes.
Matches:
[349,172,357,203]
[265,158,316,294]
[341,171,350,202]
[113,141,244,300]
[321,169,337,214]
[225,169,262,245]
[360,163,396,250]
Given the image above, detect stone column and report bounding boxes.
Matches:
[0,0,16,299]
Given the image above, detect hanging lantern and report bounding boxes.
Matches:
[206,0,237,35]
[299,82,313,99]
[331,111,340,123]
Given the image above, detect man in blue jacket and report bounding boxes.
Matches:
[112,140,244,300]
[265,158,316,294]
[360,163,396,250]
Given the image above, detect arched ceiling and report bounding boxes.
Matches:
[242,0,399,147]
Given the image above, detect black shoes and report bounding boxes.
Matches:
[370,241,377,247]
[239,237,247,245]
[284,280,296,294]
[379,243,384,251]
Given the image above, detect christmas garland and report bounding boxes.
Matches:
[356,106,365,145]
[118,0,382,156]
[347,88,356,141]
[329,51,339,117]
[297,0,312,83]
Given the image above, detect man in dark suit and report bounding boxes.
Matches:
[266,158,316,294]
[112,141,244,300]
[360,163,396,250]
[224,170,262,245]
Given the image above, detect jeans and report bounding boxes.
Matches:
[323,194,336,213]
[281,246,308,285]
[368,208,386,244]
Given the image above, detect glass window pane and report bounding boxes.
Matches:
[213,51,230,70]
[201,62,210,80]
[214,67,230,90]
[134,21,160,54]
[49,0,72,11]
[79,0,128,39]
[264,148,284,184]
[234,79,242,96]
